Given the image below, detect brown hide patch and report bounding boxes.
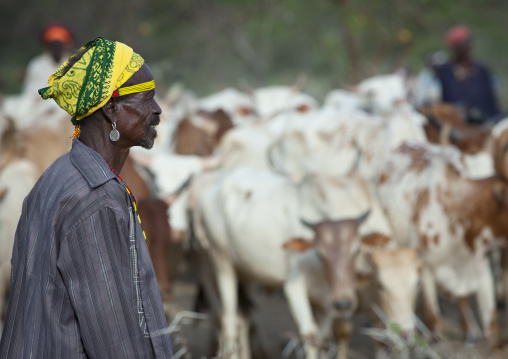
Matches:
[489,309,500,339]
[378,172,389,184]
[396,144,430,174]
[296,104,310,113]
[421,233,439,248]
[236,107,252,116]
[422,234,430,248]
[411,189,430,225]
[0,188,7,202]
[197,109,234,143]
[283,238,315,252]
[120,156,151,199]
[370,248,418,268]
[362,232,390,247]
[136,198,172,293]
[174,118,214,156]
[436,167,508,252]
[419,103,490,154]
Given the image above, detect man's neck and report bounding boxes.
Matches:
[79,133,130,174]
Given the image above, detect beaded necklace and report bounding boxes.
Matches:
[89,146,147,241]
[88,147,136,202]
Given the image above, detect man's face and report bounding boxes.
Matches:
[47,40,64,63]
[114,64,162,149]
[453,38,472,60]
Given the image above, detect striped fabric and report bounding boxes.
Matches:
[0,140,172,358]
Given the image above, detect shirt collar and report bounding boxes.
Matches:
[70,139,117,188]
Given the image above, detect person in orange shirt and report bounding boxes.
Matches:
[23,22,75,95]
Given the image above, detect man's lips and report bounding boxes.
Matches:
[148,116,160,128]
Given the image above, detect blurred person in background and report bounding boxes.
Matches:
[435,25,500,124]
[411,51,448,108]
[2,22,75,128]
[23,22,74,96]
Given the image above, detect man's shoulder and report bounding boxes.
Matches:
[472,62,493,75]
[436,61,454,74]
[30,153,130,234]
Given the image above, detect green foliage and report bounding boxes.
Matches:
[1,0,507,106]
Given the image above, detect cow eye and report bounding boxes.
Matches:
[296,104,310,112]
[237,107,252,116]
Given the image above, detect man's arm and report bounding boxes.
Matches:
[57,205,153,359]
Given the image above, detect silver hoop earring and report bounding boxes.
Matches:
[109,122,120,142]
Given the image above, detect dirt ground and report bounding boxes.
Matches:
[164,257,507,359]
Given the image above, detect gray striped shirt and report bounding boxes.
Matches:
[0,139,173,358]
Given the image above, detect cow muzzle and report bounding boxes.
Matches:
[334,299,353,311]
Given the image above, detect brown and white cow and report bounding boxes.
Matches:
[375,138,508,346]
[173,109,234,156]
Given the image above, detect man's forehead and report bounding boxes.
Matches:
[127,64,154,86]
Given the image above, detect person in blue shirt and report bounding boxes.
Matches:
[435,25,500,124]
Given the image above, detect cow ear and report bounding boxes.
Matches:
[283,238,315,252]
[300,218,318,230]
[361,233,390,247]
[355,210,371,225]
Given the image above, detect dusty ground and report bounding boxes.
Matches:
[0,250,503,359]
[164,258,507,359]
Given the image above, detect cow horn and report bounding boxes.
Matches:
[292,72,308,92]
[170,175,193,198]
[345,141,362,176]
[494,129,508,181]
[355,210,371,224]
[267,137,287,176]
[301,218,319,230]
[425,112,443,130]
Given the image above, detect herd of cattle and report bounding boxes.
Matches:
[1,73,508,358]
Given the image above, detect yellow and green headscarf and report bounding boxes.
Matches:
[39,37,145,132]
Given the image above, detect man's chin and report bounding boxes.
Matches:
[140,134,156,150]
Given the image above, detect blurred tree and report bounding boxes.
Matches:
[0,0,506,107]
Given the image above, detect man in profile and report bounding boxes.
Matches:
[0,37,173,358]
[435,25,500,124]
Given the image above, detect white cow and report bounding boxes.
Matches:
[198,88,257,125]
[0,159,38,327]
[189,164,421,359]
[268,104,428,182]
[324,89,366,114]
[357,74,408,116]
[253,86,318,119]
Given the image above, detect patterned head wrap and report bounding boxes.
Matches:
[39,37,144,125]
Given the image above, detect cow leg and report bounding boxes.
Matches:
[237,312,252,359]
[214,255,244,359]
[475,257,501,348]
[332,318,352,359]
[0,276,5,328]
[420,267,443,334]
[458,297,482,342]
[502,247,508,332]
[283,278,319,359]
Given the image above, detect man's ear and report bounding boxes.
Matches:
[283,238,315,252]
[101,98,117,123]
